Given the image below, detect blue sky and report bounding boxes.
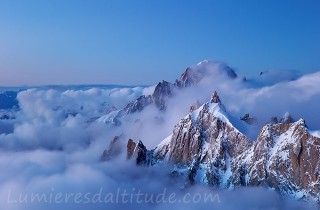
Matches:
[0,0,319,86]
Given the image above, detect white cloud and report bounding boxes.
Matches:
[0,65,319,209]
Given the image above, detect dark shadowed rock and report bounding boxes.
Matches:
[224,65,238,79]
[270,116,278,124]
[135,141,148,165]
[240,113,257,125]
[126,139,154,165]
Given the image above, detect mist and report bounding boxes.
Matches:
[0,64,319,209]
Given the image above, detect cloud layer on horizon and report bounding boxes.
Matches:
[0,63,319,210]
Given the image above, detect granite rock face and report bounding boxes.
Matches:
[154,92,251,187]
[127,91,320,203]
[238,119,320,201]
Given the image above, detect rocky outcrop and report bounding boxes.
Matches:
[117,95,153,117]
[100,132,176,163]
[126,139,137,160]
[101,135,124,161]
[174,67,200,88]
[126,139,154,165]
[152,80,174,111]
[238,119,320,201]
[240,113,257,125]
[270,116,278,124]
[210,91,221,104]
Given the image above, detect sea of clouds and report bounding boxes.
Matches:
[0,62,319,210]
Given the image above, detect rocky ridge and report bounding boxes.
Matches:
[119,91,320,203]
[97,61,238,124]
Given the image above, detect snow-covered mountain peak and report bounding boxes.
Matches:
[147,113,320,201]
[187,91,232,128]
[195,61,237,78]
[175,60,237,88]
[97,60,239,125]
[153,91,250,168]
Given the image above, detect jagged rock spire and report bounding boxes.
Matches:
[152,80,173,111]
[101,135,123,161]
[210,91,221,104]
[126,139,136,160]
[126,139,153,165]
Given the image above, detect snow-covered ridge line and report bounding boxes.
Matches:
[120,91,320,204]
[96,60,238,125]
